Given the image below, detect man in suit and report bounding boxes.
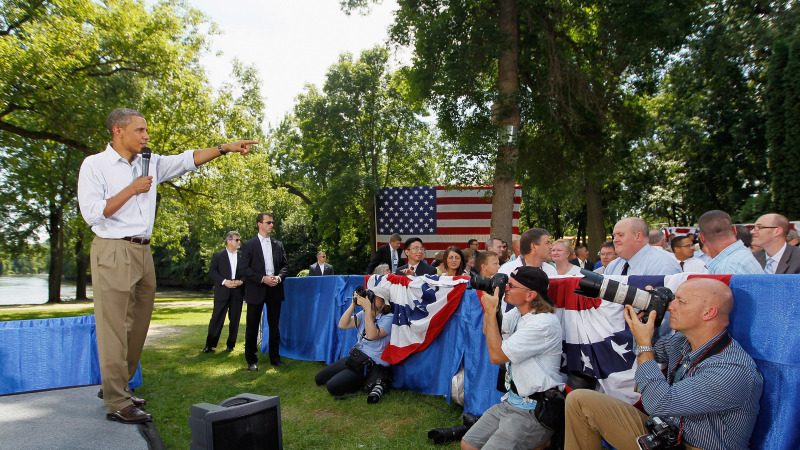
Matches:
[241,213,289,370]
[569,244,593,269]
[309,250,334,276]
[751,213,800,274]
[396,237,437,276]
[203,231,245,353]
[367,233,403,274]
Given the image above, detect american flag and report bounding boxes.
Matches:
[375,186,522,258]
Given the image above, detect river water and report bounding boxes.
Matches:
[0,274,208,305]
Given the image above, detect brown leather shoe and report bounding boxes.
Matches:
[106,405,152,424]
[98,389,145,407]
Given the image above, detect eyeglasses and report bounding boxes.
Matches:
[261,221,274,225]
[407,246,425,252]
[505,284,531,292]
[752,225,778,231]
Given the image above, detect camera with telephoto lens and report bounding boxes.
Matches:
[574,269,674,327]
[367,379,385,404]
[469,273,508,305]
[427,413,479,445]
[636,416,683,450]
[353,285,375,307]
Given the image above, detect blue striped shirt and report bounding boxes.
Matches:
[706,240,764,275]
[635,331,763,450]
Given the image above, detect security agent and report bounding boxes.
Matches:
[461,266,564,450]
[565,278,763,450]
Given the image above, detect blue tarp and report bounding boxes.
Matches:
[270,274,800,450]
[0,315,141,395]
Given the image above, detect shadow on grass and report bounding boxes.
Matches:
[141,322,463,449]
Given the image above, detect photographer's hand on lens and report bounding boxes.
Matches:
[623,305,656,347]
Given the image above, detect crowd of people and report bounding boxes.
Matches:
[76,107,789,448]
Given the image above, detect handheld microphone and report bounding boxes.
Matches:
[140,146,152,177]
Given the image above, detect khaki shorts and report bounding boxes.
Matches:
[462,401,552,450]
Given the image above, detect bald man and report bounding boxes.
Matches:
[751,213,800,274]
[565,278,763,450]
[604,217,681,276]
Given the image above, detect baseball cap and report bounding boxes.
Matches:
[509,266,553,305]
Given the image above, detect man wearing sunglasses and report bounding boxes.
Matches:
[241,213,289,370]
[203,231,245,354]
[461,266,564,450]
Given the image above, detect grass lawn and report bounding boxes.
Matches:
[1,298,464,449]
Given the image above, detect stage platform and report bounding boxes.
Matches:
[0,385,163,450]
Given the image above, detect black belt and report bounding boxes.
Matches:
[121,236,151,245]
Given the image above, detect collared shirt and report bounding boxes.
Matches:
[390,247,399,272]
[78,144,197,238]
[635,331,763,450]
[605,245,682,276]
[352,310,394,366]
[764,243,787,274]
[707,240,763,275]
[498,257,558,278]
[499,309,564,398]
[676,256,707,274]
[224,250,238,284]
[259,235,274,276]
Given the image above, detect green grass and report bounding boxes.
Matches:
[1,298,464,449]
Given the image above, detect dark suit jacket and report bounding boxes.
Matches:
[569,258,593,270]
[754,245,800,274]
[209,249,245,302]
[241,235,289,304]
[366,244,402,274]
[309,262,334,276]
[395,260,437,276]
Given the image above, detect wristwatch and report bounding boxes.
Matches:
[634,345,655,356]
[217,144,228,155]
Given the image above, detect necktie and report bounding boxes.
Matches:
[621,262,629,276]
[410,265,416,274]
[765,257,776,274]
[391,249,398,272]
[262,237,274,275]
[680,261,685,271]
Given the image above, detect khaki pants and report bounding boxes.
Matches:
[91,237,156,413]
[564,389,701,450]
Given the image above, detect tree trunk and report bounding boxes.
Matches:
[47,207,64,303]
[75,226,89,301]
[585,179,605,258]
[491,0,520,244]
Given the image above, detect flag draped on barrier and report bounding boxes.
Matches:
[367,274,470,364]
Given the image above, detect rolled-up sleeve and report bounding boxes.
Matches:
[77,158,107,226]
[156,150,197,183]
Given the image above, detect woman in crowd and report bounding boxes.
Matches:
[463,248,477,276]
[315,284,393,403]
[551,240,582,276]
[442,246,467,276]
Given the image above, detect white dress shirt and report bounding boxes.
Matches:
[223,250,238,284]
[260,235,274,275]
[78,144,197,238]
[764,243,787,274]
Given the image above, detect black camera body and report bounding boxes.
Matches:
[636,416,683,450]
[470,272,508,305]
[574,269,674,327]
[353,285,376,307]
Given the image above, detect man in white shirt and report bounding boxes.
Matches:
[670,234,708,273]
[78,108,256,424]
[461,266,564,450]
[203,231,245,353]
[593,241,616,274]
[605,217,681,276]
[751,213,800,274]
[367,233,403,274]
[499,228,558,278]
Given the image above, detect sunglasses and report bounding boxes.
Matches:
[262,221,274,225]
[230,238,241,242]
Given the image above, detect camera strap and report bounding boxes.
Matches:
[666,331,732,444]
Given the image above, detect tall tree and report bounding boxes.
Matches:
[270,47,442,273]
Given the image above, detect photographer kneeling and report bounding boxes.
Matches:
[565,278,763,450]
[315,285,393,404]
[461,266,564,450]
